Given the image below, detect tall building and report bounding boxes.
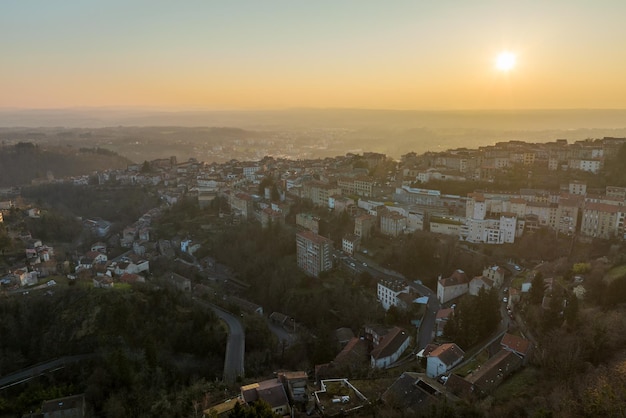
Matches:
[296,230,334,277]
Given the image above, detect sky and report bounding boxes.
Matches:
[2,1,626,111]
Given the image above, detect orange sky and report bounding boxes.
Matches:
[2,1,626,110]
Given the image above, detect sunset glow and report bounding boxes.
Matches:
[1,1,626,110]
[496,52,516,72]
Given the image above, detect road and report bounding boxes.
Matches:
[209,304,245,384]
[0,354,96,391]
[412,282,441,350]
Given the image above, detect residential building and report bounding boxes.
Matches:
[580,202,624,240]
[379,209,407,237]
[342,233,360,255]
[301,180,341,207]
[382,372,458,415]
[354,214,376,239]
[437,270,469,304]
[426,343,465,377]
[369,326,411,368]
[465,349,522,395]
[377,279,410,311]
[483,265,506,288]
[469,276,494,296]
[500,333,532,364]
[229,192,254,220]
[296,230,334,277]
[338,176,375,197]
[241,378,291,416]
[296,213,320,234]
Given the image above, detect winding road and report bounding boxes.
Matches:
[209,304,245,384]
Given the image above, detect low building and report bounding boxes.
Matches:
[370,327,411,369]
[500,333,532,364]
[437,270,469,304]
[426,343,465,378]
[241,378,290,416]
[465,349,522,395]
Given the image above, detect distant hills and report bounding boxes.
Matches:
[0,142,131,188]
[2,107,626,130]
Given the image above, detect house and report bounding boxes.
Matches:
[241,378,291,416]
[277,371,309,405]
[435,307,454,337]
[90,242,107,253]
[203,398,245,418]
[465,349,522,395]
[377,278,410,311]
[166,272,191,292]
[315,338,369,382]
[382,372,459,415]
[119,273,145,284]
[483,265,506,288]
[500,333,532,364]
[468,276,494,296]
[437,270,469,304]
[93,276,114,289]
[77,251,108,270]
[426,343,465,378]
[342,233,360,256]
[369,326,411,369]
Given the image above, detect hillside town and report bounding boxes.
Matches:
[1,135,625,417]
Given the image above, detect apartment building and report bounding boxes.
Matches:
[296,230,334,278]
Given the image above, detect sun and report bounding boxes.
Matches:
[495,51,516,71]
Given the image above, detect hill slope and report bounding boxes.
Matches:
[0,142,131,187]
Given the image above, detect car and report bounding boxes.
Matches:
[503,287,508,293]
[362,262,367,267]
[503,297,508,303]
[514,265,521,271]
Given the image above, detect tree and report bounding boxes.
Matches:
[529,272,545,304]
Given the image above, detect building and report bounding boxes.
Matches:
[301,180,341,207]
[500,333,532,364]
[354,214,377,239]
[369,326,411,369]
[580,202,624,240]
[229,192,254,220]
[296,230,334,277]
[468,276,494,296]
[296,212,320,234]
[426,343,465,378]
[342,233,360,256]
[437,270,469,304]
[483,265,506,288]
[379,209,407,237]
[241,378,291,416]
[377,279,410,311]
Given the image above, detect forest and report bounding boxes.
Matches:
[0,285,228,416]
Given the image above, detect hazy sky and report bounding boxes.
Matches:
[2,1,626,110]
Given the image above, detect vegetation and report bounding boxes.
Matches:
[0,142,131,187]
[0,286,227,416]
[443,288,500,349]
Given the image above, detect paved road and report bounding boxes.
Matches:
[412,282,440,350]
[0,354,96,390]
[209,304,245,384]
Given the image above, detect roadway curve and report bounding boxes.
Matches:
[209,304,245,384]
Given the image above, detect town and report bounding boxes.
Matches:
[1,135,626,417]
